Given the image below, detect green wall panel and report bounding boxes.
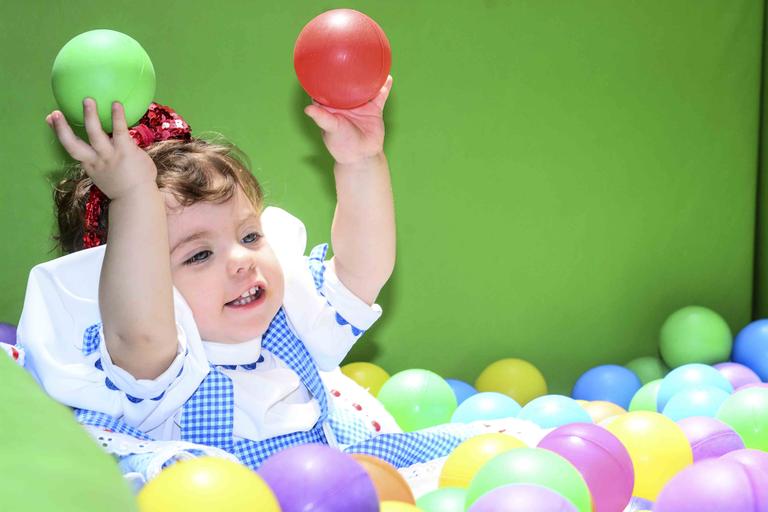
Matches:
[0,0,761,395]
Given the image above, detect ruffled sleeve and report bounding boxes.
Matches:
[17,246,210,433]
[261,207,383,371]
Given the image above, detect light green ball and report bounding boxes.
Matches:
[625,356,668,384]
[51,29,156,132]
[629,379,663,412]
[465,447,592,511]
[376,369,457,432]
[716,387,768,450]
[659,306,732,368]
[415,487,465,512]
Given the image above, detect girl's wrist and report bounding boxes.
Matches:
[334,151,387,173]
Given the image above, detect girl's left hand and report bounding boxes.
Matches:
[304,75,393,165]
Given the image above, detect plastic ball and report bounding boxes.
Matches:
[350,454,414,504]
[294,9,391,109]
[450,392,521,423]
[379,502,422,512]
[721,448,768,474]
[475,358,547,405]
[0,322,17,345]
[653,458,768,512]
[444,378,478,405]
[628,379,662,412]
[341,362,390,396]
[51,29,155,132]
[439,433,526,489]
[538,423,633,512]
[581,400,627,423]
[676,416,745,461]
[656,363,733,411]
[603,411,693,501]
[732,319,768,381]
[464,447,592,511]
[136,457,279,512]
[714,361,762,389]
[659,306,732,368]
[416,487,466,512]
[257,444,378,512]
[377,369,457,431]
[624,355,667,384]
[517,394,592,428]
[715,387,768,450]
[661,385,731,420]
[572,365,641,409]
[468,483,578,512]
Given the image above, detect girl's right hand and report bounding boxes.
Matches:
[46,99,157,200]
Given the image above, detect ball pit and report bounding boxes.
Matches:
[537,423,633,512]
[257,444,379,512]
[439,433,526,489]
[468,483,578,512]
[654,458,768,512]
[661,385,731,420]
[676,416,745,461]
[659,306,732,367]
[450,392,521,423]
[603,411,692,501]
[377,369,457,431]
[464,447,592,511]
[136,457,279,512]
[656,363,733,411]
[518,394,592,428]
[475,358,547,405]
[572,364,641,409]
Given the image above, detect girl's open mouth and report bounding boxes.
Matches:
[225,286,265,308]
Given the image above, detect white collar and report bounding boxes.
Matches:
[201,336,262,365]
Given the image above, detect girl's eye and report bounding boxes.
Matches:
[184,250,212,265]
[242,232,262,244]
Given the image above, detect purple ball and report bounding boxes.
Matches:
[654,458,768,512]
[721,448,768,475]
[468,483,577,512]
[737,382,768,391]
[537,423,633,512]
[0,322,16,345]
[257,444,378,512]
[677,416,745,461]
[714,362,762,389]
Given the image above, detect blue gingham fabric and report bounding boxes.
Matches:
[82,323,101,356]
[307,243,328,292]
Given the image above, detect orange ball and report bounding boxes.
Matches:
[583,400,627,423]
[352,454,415,504]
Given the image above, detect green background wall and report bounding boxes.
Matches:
[1,0,763,394]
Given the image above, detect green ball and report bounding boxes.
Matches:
[716,387,768,451]
[51,29,156,132]
[464,447,592,511]
[415,487,466,512]
[628,379,662,412]
[625,356,668,384]
[659,306,732,368]
[376,369,457,432]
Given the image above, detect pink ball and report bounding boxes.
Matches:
[537,423,633,512]
[714,362,762,389]
[677,416,745,461]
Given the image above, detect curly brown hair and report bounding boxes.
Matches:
[53,137,264,254]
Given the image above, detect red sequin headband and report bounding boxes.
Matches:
[83,103,192,249]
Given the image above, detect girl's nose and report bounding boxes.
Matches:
[228,247,255,275]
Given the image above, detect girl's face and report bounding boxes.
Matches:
[166,188,284,343]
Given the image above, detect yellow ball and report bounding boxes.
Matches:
[341,361,391,396]
[475,358,547,405]
[582,400,627,423]
[380,501,424,511]
[604,411,692,501]
[439,433,526,488]
[137,457,280,512]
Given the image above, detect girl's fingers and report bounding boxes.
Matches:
[49,111,98,163]
[370,75,393,111]
[82,98,112,155]
[110,102,130,143]
[304,104,340,132]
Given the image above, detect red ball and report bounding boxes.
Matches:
[294,9,391,109]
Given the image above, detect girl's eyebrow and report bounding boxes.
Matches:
[171,230,211,254]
